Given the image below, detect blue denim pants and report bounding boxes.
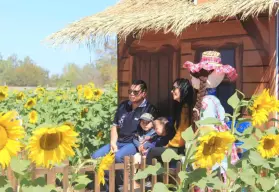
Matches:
[91,142,137,192]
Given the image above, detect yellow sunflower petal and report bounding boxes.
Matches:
[27,125,78,168]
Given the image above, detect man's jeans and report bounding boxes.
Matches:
[91,142,137,192]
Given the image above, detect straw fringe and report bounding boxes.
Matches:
[46,0,279,46]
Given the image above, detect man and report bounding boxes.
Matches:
[92,80,159,191]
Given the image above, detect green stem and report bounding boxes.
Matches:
[231,106,238,135]
[167,173,179,187]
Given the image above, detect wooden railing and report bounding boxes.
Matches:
[1,156,182,192]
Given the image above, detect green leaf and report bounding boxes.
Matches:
[255,128,263,139]
[133,163,165,180]
[239,137,258,150]
[22,185,57,192]
[270,158,279,168]
[10,157,30,175]
[249,151,265,166]
[237,118,251,124]
[162,149,181,163]
[257,175,276,191]
[178,171,188,181]
[0,176,8,187]
[181,127,195,142]
[266,127,278,135]
[33,177,46,187]
[227,92,240,109]
[239,168,256,185]
[231,184,241,192]
[241,126,253,136]
[269,118,279,123]
[206,176,225,190]
[188,168,207,182]
[73,175,91,190]
[195,178,207,189]
[196,117,222,126]
[226,168,238,181]
[225,113,232,117]
[153,182,169,191]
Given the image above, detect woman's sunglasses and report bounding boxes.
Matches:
[172,85,179,91]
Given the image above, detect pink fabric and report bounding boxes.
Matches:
[183,61,238,81]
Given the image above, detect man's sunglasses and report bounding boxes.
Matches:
[128,89,141,96]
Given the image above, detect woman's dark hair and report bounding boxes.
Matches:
[172,78,194,129]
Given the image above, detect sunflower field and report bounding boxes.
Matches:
[135,89,279,192]
[0,82,117,165]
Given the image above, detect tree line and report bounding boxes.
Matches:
[0,41,117,87]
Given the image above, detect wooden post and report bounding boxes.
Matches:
[62,161,69,192]
[140,156,146,192]
[46,168,56,185]
[94,171,101,192]
[109,162,115,192]
[163,162,169,184]
[176,162,182,184]
[151,159,157,188]
[130,157,135,192]
[1,168,5,176]
[7,166,17,191]
[123,157,130,192]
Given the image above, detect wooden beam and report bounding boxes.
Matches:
[239,17,269,64]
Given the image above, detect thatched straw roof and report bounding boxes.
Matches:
[47,0,278,45]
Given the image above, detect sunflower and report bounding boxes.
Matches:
[97,131,103,139]
[250,89,279,126]
[0,111,25,168]
[115,83,118,92]
[24,98,36,109]
[27,124,78,168]
[257,134,279,158]
[96,152,115,185]
[0,86,8,92]
[34,87,45,97]
[93,89,103,101]
[29,110,38,124]
[195,131,235,168]
[63,122,75,130]
[251,109,269,127]
[88,82,95,89]
[16,92,25,101]
[0,90,8,101]
[80,108,89,118]
[83,86,93,100]
[76,84,83,91]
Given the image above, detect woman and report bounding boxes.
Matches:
[146,78,194,165]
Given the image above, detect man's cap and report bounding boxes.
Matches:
[139,113,154,122]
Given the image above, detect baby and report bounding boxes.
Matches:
[133,114,170,158]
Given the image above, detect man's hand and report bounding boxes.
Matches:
[110,142,118,152]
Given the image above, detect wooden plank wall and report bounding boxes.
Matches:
[117,16,276,103]
[118,40,133,103]
[179,17,274,98]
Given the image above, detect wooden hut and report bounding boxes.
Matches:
[48,0,279,116]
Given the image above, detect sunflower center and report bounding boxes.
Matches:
[0,125,8,150]
[39,132,63,150]
[263,138,275,150]
[0,92,5,99]
[202,137,221,156]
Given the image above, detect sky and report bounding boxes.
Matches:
[0,0,118,75]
